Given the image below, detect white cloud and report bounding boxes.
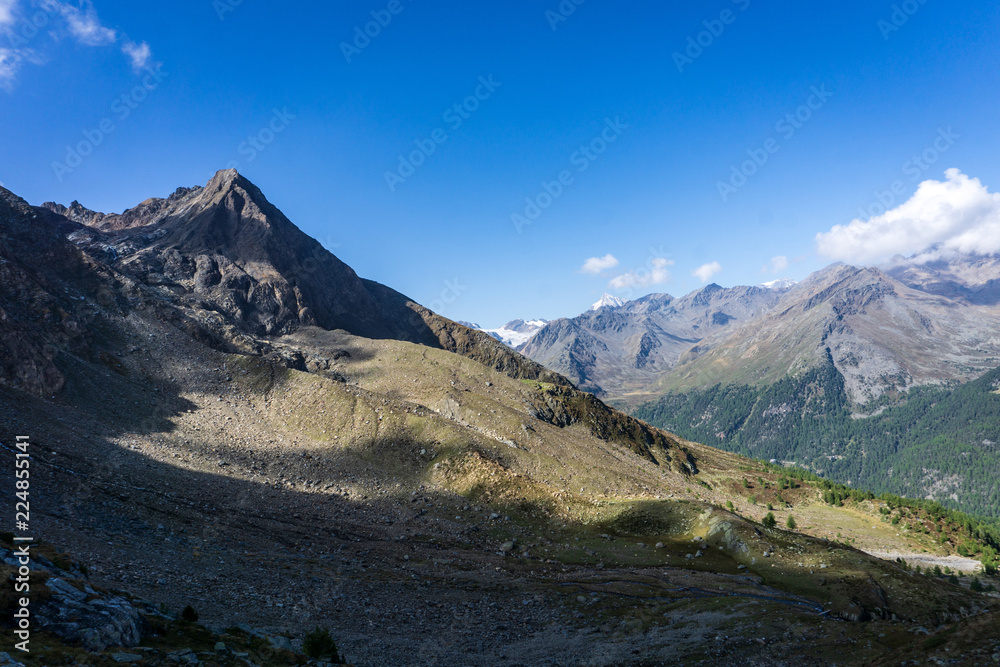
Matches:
[0,0,18,29]
[122,39,151,71]
[580,254,619,275]
[761,255,789,274]
[693,261,722,283]
[0,1,156,88]
[0,1,21,85]
[0,48,21,83]
[41,0,116,45]
[816,169,1000,264]
[608,257,673,290]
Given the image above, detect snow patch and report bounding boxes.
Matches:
[474,319,550,348]
[759,278,797,290]
[591,293,628,311]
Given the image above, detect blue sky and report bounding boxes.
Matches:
[2,1,999,327]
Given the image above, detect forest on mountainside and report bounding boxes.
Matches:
[633,351,1000,518]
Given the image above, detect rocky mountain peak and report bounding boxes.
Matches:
[28,171,565,387]
[39,171,414,339]
[686,282,728,307]
[195,168,262,209]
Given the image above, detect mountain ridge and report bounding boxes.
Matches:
[511,257,1000,405]
[37,169,568,388]
[652,262,1000,404]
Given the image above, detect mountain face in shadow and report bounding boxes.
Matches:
[37,169,565,387]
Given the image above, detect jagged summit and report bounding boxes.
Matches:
[34,170,566,385]
[210,166,241,184]
[46,169,401,338]
[42,181,205,231]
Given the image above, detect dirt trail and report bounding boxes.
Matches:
[867,550,982,573]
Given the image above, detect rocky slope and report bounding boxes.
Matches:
[2,175,998,665]
[0,539,339,665]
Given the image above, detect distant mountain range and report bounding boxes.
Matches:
[505,257,1000,405]
[574,255,1000,517]
[885,252,1000,305]
[649,259,1000,404]
[518,283,789,395]
[473,286,791,356]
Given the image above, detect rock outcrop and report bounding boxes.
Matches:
[1,544,142,651]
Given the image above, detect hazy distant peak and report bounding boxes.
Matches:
[759,278,797,290]
[475,318,549,348]
[591,293,628,311]
[503,318,548,330]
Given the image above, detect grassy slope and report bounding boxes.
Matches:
[245,327,994,624]
[5,310,997,664]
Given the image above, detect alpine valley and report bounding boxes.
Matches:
[516,258,1000,519]
[2,172,999,666]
